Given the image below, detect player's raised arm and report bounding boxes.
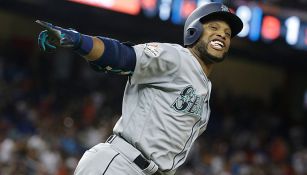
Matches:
[36,20,136,75]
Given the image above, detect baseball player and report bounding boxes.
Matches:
[37,2,243,175]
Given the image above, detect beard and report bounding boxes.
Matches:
[195,40,228,64]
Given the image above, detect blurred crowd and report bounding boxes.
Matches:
[0,42,306,175]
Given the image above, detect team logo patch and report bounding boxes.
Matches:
[144,43,163,57]
[171,85,205,117]
[221,5,229,12]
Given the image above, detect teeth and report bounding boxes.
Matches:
[210,40,224,49]
[212,44,222,49]
[210,40,224,47]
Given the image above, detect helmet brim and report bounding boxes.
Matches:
[200,11,243,38]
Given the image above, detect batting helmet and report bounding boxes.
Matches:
[184,2,243,46]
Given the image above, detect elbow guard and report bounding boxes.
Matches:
[88,37,136,75]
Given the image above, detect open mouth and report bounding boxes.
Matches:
[209,39,225,50]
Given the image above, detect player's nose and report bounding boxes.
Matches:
[216,33,227,40]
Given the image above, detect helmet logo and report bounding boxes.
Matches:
[221,5,229,12]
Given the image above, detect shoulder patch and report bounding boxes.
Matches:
[144,43,163,57]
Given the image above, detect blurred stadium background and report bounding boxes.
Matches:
[0,0,307,174]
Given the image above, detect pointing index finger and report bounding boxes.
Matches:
[35,20,61,38]
[36,20,54,30]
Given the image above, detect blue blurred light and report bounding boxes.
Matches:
[171,0,183,24]
[249,6,263,41]
[159,0,173,21]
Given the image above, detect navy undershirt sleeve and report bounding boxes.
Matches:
[87,37,136,75]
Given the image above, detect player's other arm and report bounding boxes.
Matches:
[36,20,136,75]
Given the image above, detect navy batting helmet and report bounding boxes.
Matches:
[184,2,243,46]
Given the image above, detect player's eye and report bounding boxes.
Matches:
[210,26,218,30]
[225,32,231,37]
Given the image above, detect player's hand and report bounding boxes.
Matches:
[36,20,81,52]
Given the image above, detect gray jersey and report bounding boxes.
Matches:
[113,42,212,174]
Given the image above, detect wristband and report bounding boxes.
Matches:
[75,34,93,56]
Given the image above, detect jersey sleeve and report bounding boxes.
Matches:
[130,42,181,85]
